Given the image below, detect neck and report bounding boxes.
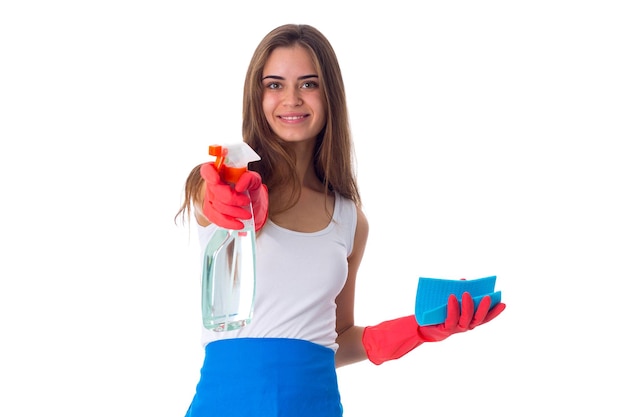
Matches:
[288,141,319,187]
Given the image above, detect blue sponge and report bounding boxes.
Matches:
[414,276,501,326]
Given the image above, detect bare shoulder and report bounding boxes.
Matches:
[350,205,369,262]
[355,205,369,233]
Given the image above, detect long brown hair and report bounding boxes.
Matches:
[175,24,360,225]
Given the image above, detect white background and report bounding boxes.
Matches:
[1,1,625,416]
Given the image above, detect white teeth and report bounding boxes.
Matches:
[281,116,304,120]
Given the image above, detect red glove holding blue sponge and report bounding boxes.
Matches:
[362,292,506,365]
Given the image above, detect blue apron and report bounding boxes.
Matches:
[185,338,343,417]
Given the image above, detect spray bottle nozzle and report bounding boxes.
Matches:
[208,143,260,184]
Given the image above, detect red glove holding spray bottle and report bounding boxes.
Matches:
[200,145,268,232]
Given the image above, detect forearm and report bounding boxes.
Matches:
[335,325,367,368]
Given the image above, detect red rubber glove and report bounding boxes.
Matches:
[200,163,268,232]
[235,170,268,232]
[362,292,506,365]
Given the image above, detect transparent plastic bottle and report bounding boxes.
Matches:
[201,143,260,331]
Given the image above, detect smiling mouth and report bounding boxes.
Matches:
[279,115,307,121]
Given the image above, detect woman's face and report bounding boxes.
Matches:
[261,45,327,144]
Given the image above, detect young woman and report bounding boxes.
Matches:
[176,23,505,417]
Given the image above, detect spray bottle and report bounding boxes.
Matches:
[201,142,261,331]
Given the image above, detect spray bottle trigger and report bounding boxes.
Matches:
[208,145,227,171]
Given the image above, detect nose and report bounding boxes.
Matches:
[282,87,302,107]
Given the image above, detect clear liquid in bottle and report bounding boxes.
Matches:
[201,212,256,332]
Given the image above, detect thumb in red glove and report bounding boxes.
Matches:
[362,292,506,365]
[200,163,268,232]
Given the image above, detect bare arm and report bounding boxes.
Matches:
[335,206,369,368]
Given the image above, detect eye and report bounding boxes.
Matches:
[265,81,281,90]
[301,80,319,89]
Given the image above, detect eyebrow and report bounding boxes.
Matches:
[261,74,319,81]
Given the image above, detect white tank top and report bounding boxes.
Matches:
[196,193,357,352]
